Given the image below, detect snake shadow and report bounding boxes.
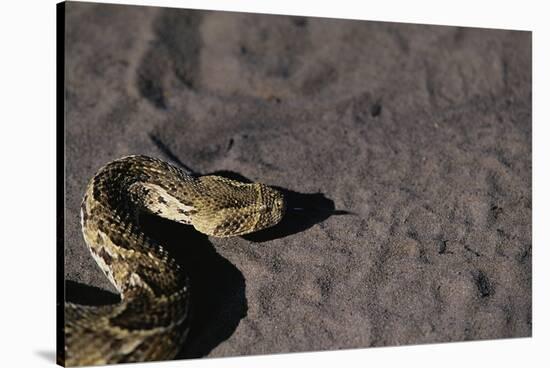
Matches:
[65,280,120,305]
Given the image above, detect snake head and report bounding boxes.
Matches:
[192,177,286,237]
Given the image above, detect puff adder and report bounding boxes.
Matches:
[65,155,285,366]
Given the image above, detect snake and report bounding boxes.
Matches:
[65,155,286,366]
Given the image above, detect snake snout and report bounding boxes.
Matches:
[263,186,286,227]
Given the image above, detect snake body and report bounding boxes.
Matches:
[65,155,285,366]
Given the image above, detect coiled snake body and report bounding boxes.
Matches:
[65,155,285,366]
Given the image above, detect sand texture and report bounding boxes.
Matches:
[63,2,532,359]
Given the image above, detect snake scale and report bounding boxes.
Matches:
[65,155,286,366]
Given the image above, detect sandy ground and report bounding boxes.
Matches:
[63,1,531,360]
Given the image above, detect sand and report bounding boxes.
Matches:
[62,1,531,360]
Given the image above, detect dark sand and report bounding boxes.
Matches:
[63,1,531,359]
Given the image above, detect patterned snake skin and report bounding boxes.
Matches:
[65,155,285,366]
